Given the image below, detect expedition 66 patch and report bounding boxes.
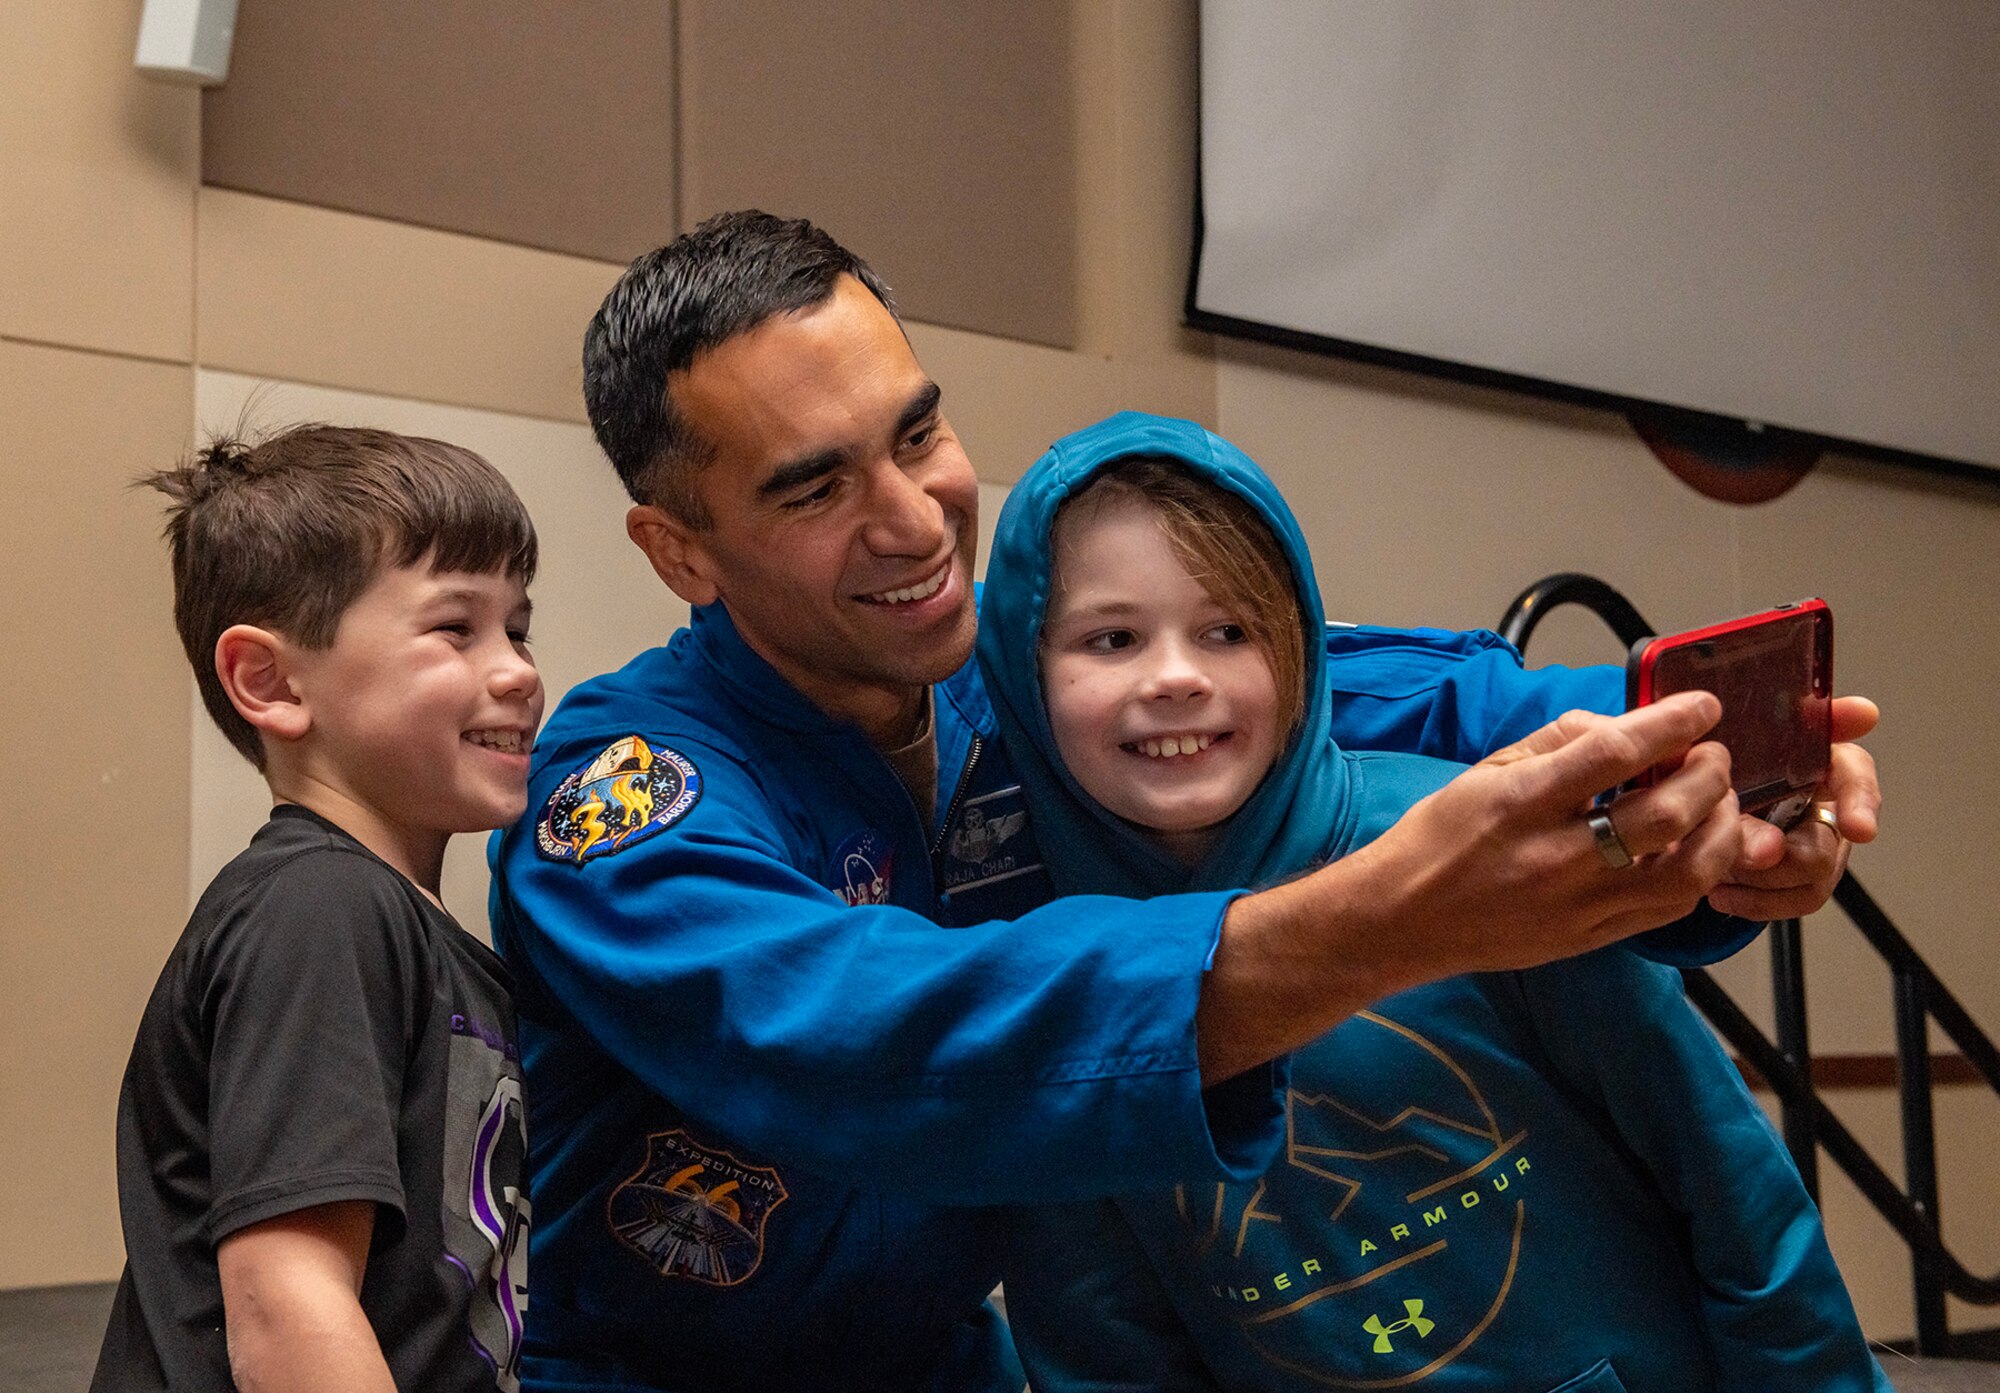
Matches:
[607,1129,788,1286]
[537,736,701,865]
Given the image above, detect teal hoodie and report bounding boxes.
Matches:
[978,413,1887,1393]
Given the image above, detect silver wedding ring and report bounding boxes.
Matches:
[1587,809,1635,869]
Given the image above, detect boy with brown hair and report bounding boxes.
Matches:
[92,426,543,1392]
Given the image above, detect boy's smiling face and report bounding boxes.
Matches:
[283,559,544,880]
[1039,491,1283,863]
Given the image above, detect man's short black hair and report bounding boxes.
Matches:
[582,210,896,525]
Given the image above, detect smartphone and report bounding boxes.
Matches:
[1625,599,1833,825]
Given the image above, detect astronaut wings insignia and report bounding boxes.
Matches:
[948,806,1026,864]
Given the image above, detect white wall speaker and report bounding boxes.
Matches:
[134,0,240,86]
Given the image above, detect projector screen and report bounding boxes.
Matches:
[1191,2,2000,477]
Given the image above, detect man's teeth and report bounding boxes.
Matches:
[870,566,948,605]
[465,729,525,754]
[1136,734,1214,758]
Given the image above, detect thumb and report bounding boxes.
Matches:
[1483,708,1611,769]
[1830,695,1879,743]
[1509,691,1722,809]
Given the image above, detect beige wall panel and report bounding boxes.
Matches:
[0,343,192,1288]
[1737,462,2000,1055]
[0,0,197,361]
[1215,345,1744,633]
[1070,0,1207,362]
[202,1,676,264]
[197,190,624,424]
[191,373,685,938]
[909,321,1214,488]
[679,0,1078,349]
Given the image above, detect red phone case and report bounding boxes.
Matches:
[1625,599,1833,822]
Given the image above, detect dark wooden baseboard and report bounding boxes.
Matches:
[1736,1053,1983,1092]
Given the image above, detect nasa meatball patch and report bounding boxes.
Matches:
[537,736,701,865]
[826,828,895,906]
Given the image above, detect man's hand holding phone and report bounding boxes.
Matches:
[1621,599,1878,920]
[1710,695,1879,921]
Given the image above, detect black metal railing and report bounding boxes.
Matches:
[1498,572,2000,1356]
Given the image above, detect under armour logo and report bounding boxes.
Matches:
[1363,1299,1435,1354]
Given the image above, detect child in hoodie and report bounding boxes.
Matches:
[976,413,1886,1393]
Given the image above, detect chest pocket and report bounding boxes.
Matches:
[935,785,1050,924]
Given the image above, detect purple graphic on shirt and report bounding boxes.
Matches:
[444,1035,529,1391]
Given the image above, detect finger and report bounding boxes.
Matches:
[1709,843,1850,920]
[1720,806,1840,891]
[1829,695,1880,744]
[1662,786,1747,892]
[1595,741,1733,857]
[1731,813,1787,872]
[1590,790,1743,939]
[1483,707,1612,767]
[1513,692,1722,809]
[1824,740,1880,843]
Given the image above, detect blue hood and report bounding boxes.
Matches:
[977,411,1359,899]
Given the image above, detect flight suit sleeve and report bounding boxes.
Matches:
[1321,625,1614,761]
[493,736,1284,1205]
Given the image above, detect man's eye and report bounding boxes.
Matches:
[1082,630,1135,653]
[785,479,839,510]
[903,423,936,452]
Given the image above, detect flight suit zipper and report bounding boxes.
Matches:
[930,735,982,863]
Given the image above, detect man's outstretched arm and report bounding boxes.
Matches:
[502,694,1729,1196]
[1319,628,1880,936]
[1199,691,1739,1083]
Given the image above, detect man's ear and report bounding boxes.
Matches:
[215,625,311,743]
[627,504,721,608]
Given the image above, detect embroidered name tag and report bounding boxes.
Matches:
[939,785,1042,893]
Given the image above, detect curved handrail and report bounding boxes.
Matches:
[1499,572,1653,651]
[1497,573,2000,1347]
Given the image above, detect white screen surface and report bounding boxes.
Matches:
[1194,1,2000,472]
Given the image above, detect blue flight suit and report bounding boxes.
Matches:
[491,483,1748,1388]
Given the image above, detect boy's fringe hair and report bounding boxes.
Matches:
[146,424,538,770]
[1050,456,1309,738]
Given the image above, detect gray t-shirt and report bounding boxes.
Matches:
[92,805,527,1391]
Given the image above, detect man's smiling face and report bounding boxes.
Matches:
[635,275,979,743]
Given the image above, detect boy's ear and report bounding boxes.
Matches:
[214,625,311,743]
[627,504,721,608]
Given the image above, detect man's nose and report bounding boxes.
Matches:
[861,459,948,557]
